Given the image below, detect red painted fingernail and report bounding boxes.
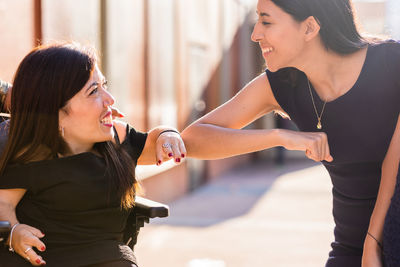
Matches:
[157,160,162,165]
[41,246,46,251]
[181,154,185,158]
[168,153,173,157]
[175,158,181,163]
[119,113,124,118]
[36,259,41,264]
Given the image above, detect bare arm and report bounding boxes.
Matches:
[362,115,400,267]
[181,73,332,162]
[0,189,25,227]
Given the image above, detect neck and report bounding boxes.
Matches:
[293,42,368,102]
[61,141,94,157]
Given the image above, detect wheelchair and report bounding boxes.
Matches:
[0,193,169,250]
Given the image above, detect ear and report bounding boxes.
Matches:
[303,16,320,41]
[58,108,67,129]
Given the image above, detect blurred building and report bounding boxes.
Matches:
[0,0,397,202]
[0,0,262,202]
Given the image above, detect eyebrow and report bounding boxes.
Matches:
[256,11,270,17]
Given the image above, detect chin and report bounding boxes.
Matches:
[265,62,279,72]
[265,60,286,73]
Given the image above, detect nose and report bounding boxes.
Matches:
[251,23,262,43]
[103,90,115,107]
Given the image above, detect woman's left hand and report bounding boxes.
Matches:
[156,131,186,165]
[11,224,46,266]
[111,106,124,119]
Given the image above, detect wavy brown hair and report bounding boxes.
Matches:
[0,42,137,209]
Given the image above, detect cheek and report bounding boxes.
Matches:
[66,104,99,128]
[272,30,304,63]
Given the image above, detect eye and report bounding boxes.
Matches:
[262,22,271,26]
[89,87,98,96]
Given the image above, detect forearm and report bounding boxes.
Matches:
[364,158,399,263]
[0,189,25,227]
[181,123,284,160]
[365,162,398,251]
[0,201,19,245]
[0,201,18,226]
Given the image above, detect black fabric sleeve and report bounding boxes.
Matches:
[265,68,297,117]
[121,125,148,164]
[0,164,32,189]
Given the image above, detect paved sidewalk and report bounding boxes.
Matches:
[135,159,334,267]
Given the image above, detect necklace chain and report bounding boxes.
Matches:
[307,79,327,130]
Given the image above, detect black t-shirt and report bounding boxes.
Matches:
[266,40,400,251]
[0,125,147,266]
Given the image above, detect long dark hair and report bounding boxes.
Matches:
[271,0,369,54]
[0,42,137,209]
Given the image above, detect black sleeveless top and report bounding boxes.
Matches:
[0,125,147,266]
[266,41,400,250]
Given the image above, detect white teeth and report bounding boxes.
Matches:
[262,47,274,53]
[101,116,112,124]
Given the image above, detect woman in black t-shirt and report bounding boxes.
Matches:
[181,0,400,266]
[0,43,186,266]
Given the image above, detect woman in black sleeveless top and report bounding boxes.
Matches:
[0,43,186,266]
[182,0,400,266]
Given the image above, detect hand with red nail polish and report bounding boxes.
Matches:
[154,127,186,165]
[111,106,125,119]
[8,224,47,266]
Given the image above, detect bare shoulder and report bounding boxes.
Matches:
[236,72,282,112]
[113,120,128,144]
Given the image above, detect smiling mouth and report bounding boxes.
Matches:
[262,47,274,54]
[100,111,113,127]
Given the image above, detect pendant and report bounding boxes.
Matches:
[317,121,322,130]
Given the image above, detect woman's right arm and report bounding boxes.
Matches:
[362,115,400,267]
[181,73,332,162]
[0,189,46,266]
[0,189,25,226]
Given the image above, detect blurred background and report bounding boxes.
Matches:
[0,0,399,266]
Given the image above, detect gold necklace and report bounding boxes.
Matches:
[307,79,327,130]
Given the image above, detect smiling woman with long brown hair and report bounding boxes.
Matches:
[0,42,185,267]
[181,0,400,266]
